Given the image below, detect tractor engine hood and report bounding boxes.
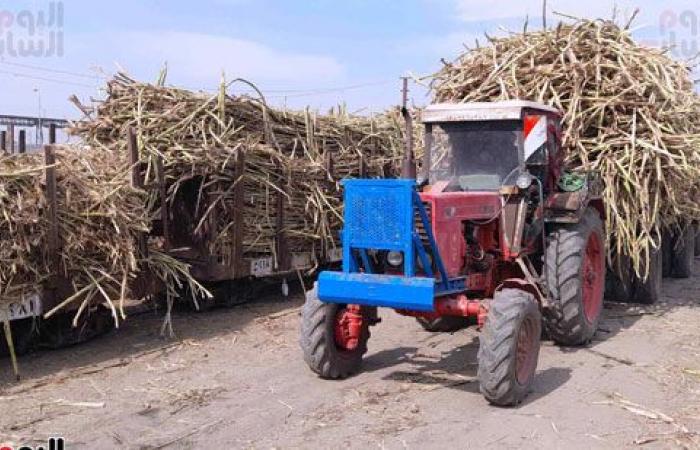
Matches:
[420,181,502,222]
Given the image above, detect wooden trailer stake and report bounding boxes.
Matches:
[230,149,245,277]
[128,128,148,258]
[156,154,170,251]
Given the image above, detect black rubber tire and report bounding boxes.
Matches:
[670,226,694,279]
[478,289,541,407]
[416,316,469,332]
[544,208,605,346]
[662,231,673,278]
[300,283,370,379]
[605,255,634,303]
[0,318,39,357]
[632,247,663,304]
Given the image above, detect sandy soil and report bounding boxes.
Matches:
[1,263,699,449]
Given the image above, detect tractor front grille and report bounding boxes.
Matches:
[415,201,432,253]
[346,188,406,248]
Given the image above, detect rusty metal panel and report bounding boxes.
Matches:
[547,191,585,211]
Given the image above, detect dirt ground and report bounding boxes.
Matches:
[1,263,699,449]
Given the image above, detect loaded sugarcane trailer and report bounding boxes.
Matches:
[1,143,116,357]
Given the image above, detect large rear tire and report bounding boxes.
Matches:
[300,283,370,379]
[478,289,541,406]
[545,208,605,346]
[416,316,469,332]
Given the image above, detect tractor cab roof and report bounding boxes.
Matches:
[422,100,560,124]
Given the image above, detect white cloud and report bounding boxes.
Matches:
[453,0,700,26]
[103,31,346,88]
[454,0,639,22]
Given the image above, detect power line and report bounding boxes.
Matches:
[0,69,97,88]
[232,79,395,96]
[0,59,104,80]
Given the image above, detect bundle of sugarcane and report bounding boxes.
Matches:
[0,147,206,330]
[71,74,405,268]
[431,17,700,276]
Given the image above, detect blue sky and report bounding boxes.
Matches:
[2,0,700,130]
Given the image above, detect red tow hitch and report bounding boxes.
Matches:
[397,295,490,329]
[334,305,363,351]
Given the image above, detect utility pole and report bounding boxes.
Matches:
[542,0,547,30]
[400,77,416,179]
[34,88,44,145]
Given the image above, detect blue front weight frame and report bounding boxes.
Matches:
[317,179,465,312]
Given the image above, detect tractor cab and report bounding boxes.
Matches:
[421,101,563,192]
[300,100,605,407]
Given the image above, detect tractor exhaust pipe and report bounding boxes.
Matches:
[400,77,416,179]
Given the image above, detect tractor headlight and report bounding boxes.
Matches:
[386,251,404,267]
[516,171,534,190]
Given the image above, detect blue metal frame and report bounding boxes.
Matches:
[317,179,466,312]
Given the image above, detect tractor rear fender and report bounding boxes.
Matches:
[495,278,545,305]
[545,191,605,224]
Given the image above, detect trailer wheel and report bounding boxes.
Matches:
[605,254,634,303]
[670,225,694,278]
[478,288,541,406]
[633,247,663,304]
[545,208,605,346]
[662,232,673,278]
[300,283,370,379]
[0,318,39,357]
[416,316,469,332]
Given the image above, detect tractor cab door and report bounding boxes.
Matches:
[523,111,563,193]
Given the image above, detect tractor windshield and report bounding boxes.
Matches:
[428,121,521,190]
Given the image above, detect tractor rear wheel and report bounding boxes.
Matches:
[300,283,371,379]
[416,316,469,332]
[478,288,541,406]
[670,225,694,279]
[545,208,605,346]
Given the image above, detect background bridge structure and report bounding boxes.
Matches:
[0,114,69,154]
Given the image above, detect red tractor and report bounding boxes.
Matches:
[300,101,605,405]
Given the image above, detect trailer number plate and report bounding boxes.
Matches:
[0,293,42,322]
[250,257,273,277]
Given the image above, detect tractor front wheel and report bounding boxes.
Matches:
[477,289,541,406]
[545,208,605,346]
[300,283,371,379]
